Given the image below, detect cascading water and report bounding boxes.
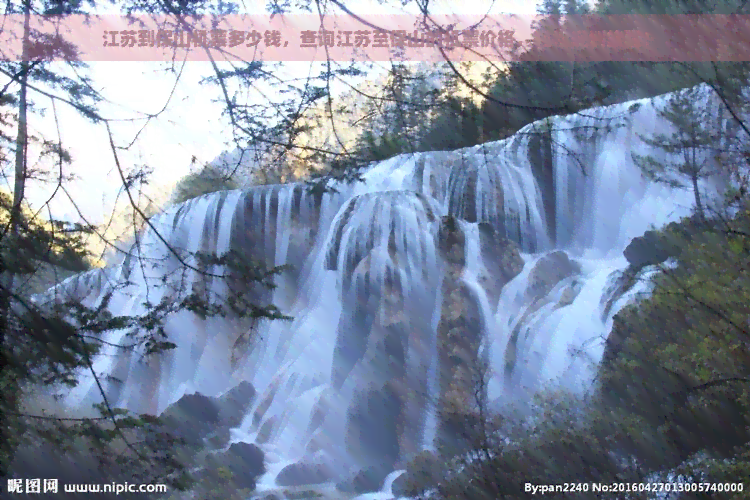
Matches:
[34,84,742,499]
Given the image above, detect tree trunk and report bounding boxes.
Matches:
[692,172,705,221]
[689,128,706,221]
[0,0,31,477]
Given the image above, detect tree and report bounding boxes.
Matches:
[170,164,239,205]
[419,96,483,152]
[1,194,289,490]
[0,0,105,477]
[597,0,746,14]
[632,87,723,220]
[597,205,750,474]
[480,0,610,141]
[342,63,443,162]
[0,1,290,490]
[562,0,589,15]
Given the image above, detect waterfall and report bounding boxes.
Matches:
[34,83,742,498]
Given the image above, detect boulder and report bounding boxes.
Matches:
[390,472,409,498]
[276,461,334,486]
[623,229,672,268]
[526,250,580,301]
[205,442,266,489]
[217,381,256,427]
[160,392,221,446]
[205,426,231,450]
[345,387,400,469]
[336,462,393,495]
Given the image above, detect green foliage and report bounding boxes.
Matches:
[396,450,444,498]
[599,208,750,469]
[419,97,484,152]
[597,0,748,14]
[170,165,239,205]
[632,87,723,218]
[8,400,198,492]
[434,391,647,500]
[0,189,93,274]
[2,239,291,489]
[429,208,750,497]
[359,130,411,162]
[348,88,486,165]
[478,0,750,144]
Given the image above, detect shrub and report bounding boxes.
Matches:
[170,166,238,205]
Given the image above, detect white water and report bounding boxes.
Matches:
[35,84,742,498]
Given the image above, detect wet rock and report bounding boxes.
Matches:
[276,461,334,486]
[527,128,556,244]
[623,229,672,268]
[205,426,231,450]
[447,163,480,223]
[436,271,484,455]
[283,491,324,499]
[217,381,256,427]
[205,442,266,489]
[305,435,324,455]
[600,267,642,320]
[227,442,266,479]
[625,221,696,271]
[556,280,582,309]
[253,379,282,428]
[160,393,221,446]
[305,391,330,436]
[257,414,279,444]
[526,250,581,301]
[345,386,400,469]
[438,215,466,267]
[154,382,255,460]
[336,463,393,494]
[601,303,640,367]
[479,223,524,281]
[164,393,220,423]
[477,223,524,305]
[390,473,409,498]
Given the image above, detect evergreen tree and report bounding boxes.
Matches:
[563,0,589,15]
[0,0,104,477]
[0,2,290,492]
[419,96,483,152]
[632,87,723,219]
[170,165,239,205]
